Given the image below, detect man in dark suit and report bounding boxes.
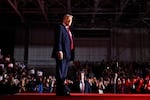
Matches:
[73,70,92,93]
[52,14,75,96]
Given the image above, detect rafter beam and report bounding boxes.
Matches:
[37,0,49,25]
[8,0,24,23]
[115,0,129,23]
[142,18,150,27]
[139,1,150,27]
[55,0,66,8]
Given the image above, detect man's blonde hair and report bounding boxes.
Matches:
[63,14,73,19]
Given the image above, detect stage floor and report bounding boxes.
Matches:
[1,93,150,100]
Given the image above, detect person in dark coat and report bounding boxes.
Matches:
[73,70,92,93]
[52,14,75,96]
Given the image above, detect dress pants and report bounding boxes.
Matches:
[55,58,70,95]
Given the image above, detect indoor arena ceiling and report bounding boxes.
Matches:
[0,0,150,28]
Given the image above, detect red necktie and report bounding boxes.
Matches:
[67,28,74,50]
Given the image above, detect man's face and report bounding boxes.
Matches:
[63,16,73,26]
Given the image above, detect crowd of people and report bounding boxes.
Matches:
[0,51,56,95]
[0,51,150,95]
[68,60,150,94]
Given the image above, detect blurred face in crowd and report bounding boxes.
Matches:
[63,14,73,27]
[5,56,10,62]
[122,78,126,84]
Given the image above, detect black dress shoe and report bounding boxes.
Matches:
[56,91,70,96]
[64,91,70,96]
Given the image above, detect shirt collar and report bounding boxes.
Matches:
[63,23,69,29]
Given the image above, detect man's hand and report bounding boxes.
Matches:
[57,51,63,60]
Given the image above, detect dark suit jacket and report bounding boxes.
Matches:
[73,80,92,93]
[52,24,74,61]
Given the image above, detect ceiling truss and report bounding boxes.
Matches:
[0,0,149,28]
